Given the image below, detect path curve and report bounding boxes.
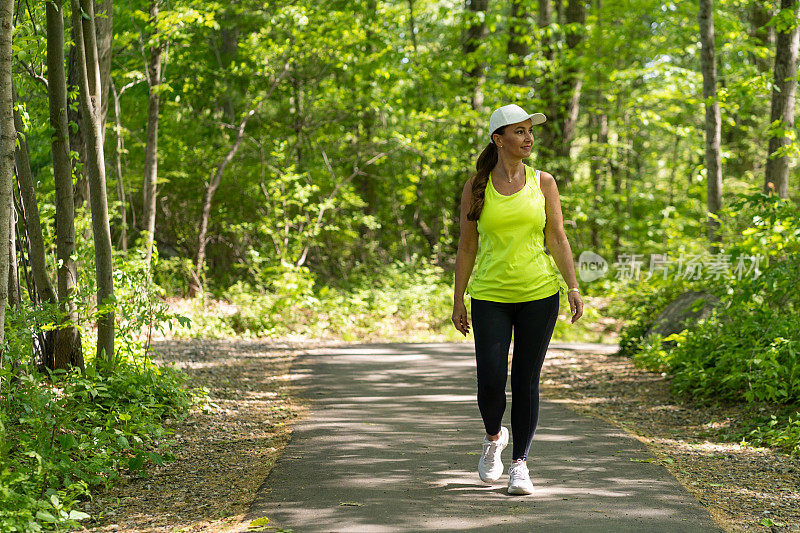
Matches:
[247,342,722,532]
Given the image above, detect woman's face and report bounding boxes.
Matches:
[493,118,534,158]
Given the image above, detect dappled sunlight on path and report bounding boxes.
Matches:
[247,343,721,532]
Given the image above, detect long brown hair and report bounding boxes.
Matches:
[467,127,504,221]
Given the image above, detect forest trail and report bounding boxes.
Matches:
[246,343,722,532]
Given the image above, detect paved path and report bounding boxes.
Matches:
[247,343,722,532]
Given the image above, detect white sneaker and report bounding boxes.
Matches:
[507,461,534,495]
[478,426,508,483]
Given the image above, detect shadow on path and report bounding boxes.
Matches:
[247,343,722,532]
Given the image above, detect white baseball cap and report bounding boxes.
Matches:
[488,104,546,143]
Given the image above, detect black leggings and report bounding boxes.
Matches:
[471,292,560,461]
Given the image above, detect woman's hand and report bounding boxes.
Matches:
[568,292,584,324]
[452,300,470,336]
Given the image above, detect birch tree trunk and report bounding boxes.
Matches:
[142,0,163,264]
[0,0,15,347]
[72,0,115,365]
[699,0,723,250]
[764,0,799,199]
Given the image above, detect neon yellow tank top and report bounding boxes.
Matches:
[467,164,567,303]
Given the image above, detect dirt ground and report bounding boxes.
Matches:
[81,338,800,532]
[83,339,317,532]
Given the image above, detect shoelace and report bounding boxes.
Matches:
[509,463,529,481]
[481,441,500,465]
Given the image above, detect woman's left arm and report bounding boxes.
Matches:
[540,171,584,323]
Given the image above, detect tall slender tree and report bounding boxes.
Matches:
[506,0,531,85]
[47,0,83,371]
[95,0,114,132]
[192,107,256,295]
[142,0,164,263]
[699,0,723,250]
[764,0,799,198]
[463,0,489,112]
[13,88,57,306]
[0,0,14,347]
[538,0,587,184]
[72,0,116,364]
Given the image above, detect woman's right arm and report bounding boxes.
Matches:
[452,179,479,336]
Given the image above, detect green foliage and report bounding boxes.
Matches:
[614,277,700,360]
[618,190,800,452]
[666,252,800,404]
[113,247,193,364]
[152,256,196,297]
[170,258,457,342]
[0,359,206,531]
[740,411,800,456]
[2,235,199,530]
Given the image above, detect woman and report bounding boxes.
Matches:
[451,103,584,495]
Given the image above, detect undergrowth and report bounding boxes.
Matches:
[617,189,800,454]
[0,247,207,531]
[164,257,609,343]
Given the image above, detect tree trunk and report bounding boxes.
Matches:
[7,202,17,310]
[506,0,531,85]
[5,193,18,385]
[111,82,128,252]
[559,0,586,154]
[0,0,15,347]
[72,0,115,365]
[749,2,775,74]
[95,0,113,134]
[142,0,163,263]
[291,63,304,170]
[537,0,554,161]
[47,0,84,372]
[764,0,799,199]
[540,0,586,184]
[538,0,553,61]
[13,87,57,305]
[463,0,489,112]
[699,0,723,250]
[354,0,379,260]
[68,31,90,210]
[590,108,608,250]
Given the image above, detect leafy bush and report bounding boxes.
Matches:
[1,244,204,530]
[0,359,206,531]
[617,189,800,452]
[740,410,800,455]
[614,277,700,359]
[667,253,800,403]
[170,257,456,341]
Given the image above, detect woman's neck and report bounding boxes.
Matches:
[494,154,524,181]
